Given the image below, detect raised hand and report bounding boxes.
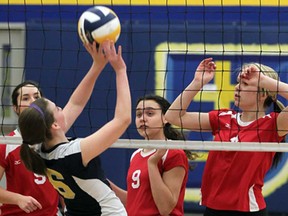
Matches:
[148,149,167,164]
[194,58,216,86]
[240,65,263,88]
[84,41,108,71]
[101,40,126,73]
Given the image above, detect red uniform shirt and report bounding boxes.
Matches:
[0,129,59,216]
[201,110,284,212]
[126,148,188,216]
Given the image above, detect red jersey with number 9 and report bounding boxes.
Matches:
[126,149,188,216]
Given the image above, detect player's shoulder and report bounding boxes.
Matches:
[166,149,186,159]
[209,109,238,120]
[162,149,189,170]
[0,129,21,155]
[130,149,142,161]
[40,138,82,160]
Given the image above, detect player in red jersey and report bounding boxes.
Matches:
[166,58,288,216]
[110,95,197,216]
[0,40,108,215]
[0,81,60,216]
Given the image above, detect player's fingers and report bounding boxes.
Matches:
[101,40,110,49]
[117,45,122,57]
[33,199,42,209]
[97,42,104,54]
[23,205,34,213]
[24,199,42,212]
[91,41,97,51]
[105,42,117,58]
[101,41,110,55]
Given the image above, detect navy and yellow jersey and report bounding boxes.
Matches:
[38,139,127,216]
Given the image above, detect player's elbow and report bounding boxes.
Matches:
[123,114,132,128]
[164,111,172,122]
[158,204,175,216]
[165,111,177,126]
[157,199,177,216]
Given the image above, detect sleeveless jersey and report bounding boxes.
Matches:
[201,110,284,212]
[38,138,127,216]
[0,129,59,216]
[126,148,189,216]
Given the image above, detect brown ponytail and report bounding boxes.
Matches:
[20,144,47,176]
[19,98,54,175]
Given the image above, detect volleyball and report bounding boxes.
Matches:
[78,6,121,44]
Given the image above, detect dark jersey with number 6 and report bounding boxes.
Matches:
[38,138,127,216]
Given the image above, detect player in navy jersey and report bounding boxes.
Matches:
[110,95,197,216]
[18,40,130,216]
[0,39,112,215]
[165,58,288,216]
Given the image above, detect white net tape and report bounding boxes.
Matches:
[0,136,287,152]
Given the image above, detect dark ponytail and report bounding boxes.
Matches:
[20,144,47,176]
[19,98,54,175]
[163,122,198,163]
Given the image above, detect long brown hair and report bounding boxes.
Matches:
[19,98,54,175]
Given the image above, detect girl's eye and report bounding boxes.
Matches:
[147,111,153,116]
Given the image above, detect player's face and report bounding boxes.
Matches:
[47,100,66,131]
[15,85,41,115]
[135,100,167,140]
[234,67,264,111]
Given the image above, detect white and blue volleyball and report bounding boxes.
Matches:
[78,6,121,44]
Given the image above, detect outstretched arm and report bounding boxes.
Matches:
[63,42,108,133]
[165,58,216,131]
[81,40,131,166]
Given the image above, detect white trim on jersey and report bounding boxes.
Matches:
[74,176,127,216]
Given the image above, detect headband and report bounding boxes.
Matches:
[29,103,44,118]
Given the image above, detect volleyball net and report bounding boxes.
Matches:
[1,0,288,212]
[1,1,288,147]
[1,136,288,152]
